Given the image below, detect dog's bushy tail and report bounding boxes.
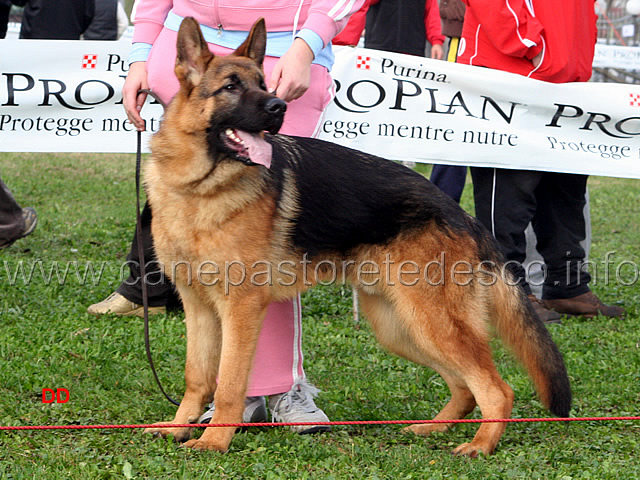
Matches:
[489,278,571,417]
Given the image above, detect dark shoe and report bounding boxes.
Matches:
[528,295,562,324]
[543,291,624,318]
[0,207,37,249]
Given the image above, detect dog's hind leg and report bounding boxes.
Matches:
[402,370,476,435]
[448,371,514,457]
[359,292,474,432]
[183,292,268,452]
[401,322,514,456]
[144,286,221,443]
[404,363,514,457]
[359,290,513,456]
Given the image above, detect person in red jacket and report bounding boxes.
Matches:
[458,0,624,321]
[332,0,369,46]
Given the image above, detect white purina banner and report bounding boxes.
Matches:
[0,40,639,179]
[319,46,640,179]
[0,40,163,154]
[593,43,640,70]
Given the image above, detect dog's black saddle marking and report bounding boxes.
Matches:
[265,135,496,260]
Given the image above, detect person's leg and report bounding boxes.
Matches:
[89,32,224,312]
[429,165,467,203]
[523,224,544,298]
[87,29,184,315]
[88,201,179,316]
[471,167,541,294]
[532,173,591,300]
[247,297,304,396]
[524,186,591,299]
[534,174,623,317]
[197,61,332,426]
[471,167,563,323]
[116,202,181,307]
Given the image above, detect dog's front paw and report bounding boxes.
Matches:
[181,427,235,452]
[144,422,193,443]
[402,423,449,436]
[451,441,489,458]
[183,438,229,452]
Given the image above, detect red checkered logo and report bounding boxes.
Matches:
[630,93,640,107]
[356,55,371,70]
[82,54,98,69]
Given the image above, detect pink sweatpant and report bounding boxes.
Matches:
[146,27,334,396]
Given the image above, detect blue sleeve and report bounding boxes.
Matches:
[128,42,153,65]
[295,29,324,59]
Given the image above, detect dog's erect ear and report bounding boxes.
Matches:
[175,17,214,92]
[233,18,266,69]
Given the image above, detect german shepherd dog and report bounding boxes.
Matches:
[143,17,571,456]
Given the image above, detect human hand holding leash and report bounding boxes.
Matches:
[269,38,314,102]
[123,61,150,131]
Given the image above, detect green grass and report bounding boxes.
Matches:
[0,153,639,479]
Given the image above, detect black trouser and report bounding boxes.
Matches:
[471,167,591,300]
[116,202,182,308]
[0,4,10,39]
[429,165,467,203]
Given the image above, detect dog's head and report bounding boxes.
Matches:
[174,17,286,167]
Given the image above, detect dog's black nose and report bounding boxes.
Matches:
[265,97,287,115]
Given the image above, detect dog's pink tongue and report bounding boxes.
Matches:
[236,131,272,168]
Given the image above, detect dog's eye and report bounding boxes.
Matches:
[224,83,236,91]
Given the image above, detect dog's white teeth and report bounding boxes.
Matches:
[225,128,245,145]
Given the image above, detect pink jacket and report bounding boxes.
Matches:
[457,0,597,83]
[132,0,366,48]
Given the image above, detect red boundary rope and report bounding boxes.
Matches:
[1,416,639,431]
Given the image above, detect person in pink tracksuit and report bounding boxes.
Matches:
[89,0,365,433]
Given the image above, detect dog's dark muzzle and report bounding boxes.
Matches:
[264,96,287,134]
[265,96,287,116]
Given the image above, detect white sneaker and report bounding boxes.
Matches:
[198,396,268,424]
[268,380,330,434]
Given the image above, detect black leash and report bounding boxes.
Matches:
[134,89,180,406]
